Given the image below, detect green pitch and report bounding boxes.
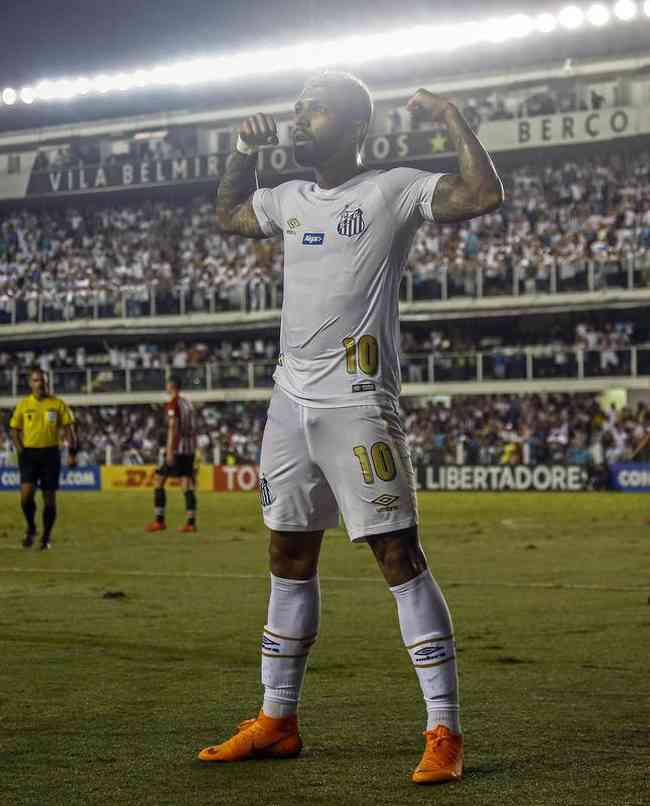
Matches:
[1,492,649,806]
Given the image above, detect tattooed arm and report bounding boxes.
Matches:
[406,90,504,223]
[215,112,278,238]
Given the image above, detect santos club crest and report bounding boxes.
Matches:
[337,206,366,237]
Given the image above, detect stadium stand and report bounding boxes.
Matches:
[1,151,650,324]
[2,393,648,475]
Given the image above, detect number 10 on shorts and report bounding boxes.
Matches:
[353,442,396,484]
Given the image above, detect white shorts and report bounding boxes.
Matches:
[259,387,418,542]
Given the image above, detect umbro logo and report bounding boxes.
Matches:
[414,645,446,660]
[261,635,281,653]
[371,494,399,512]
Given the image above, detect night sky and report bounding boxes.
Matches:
[2,0,545,86]
[0,1,646,132]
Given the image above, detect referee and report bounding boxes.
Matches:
[9,367,77,550]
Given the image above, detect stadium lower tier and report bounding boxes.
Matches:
[1,393,647,470]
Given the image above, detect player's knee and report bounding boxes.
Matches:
[369,528,426,585]
[268,538,318,580]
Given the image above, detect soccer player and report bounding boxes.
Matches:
[198,73,503,784]
[145,376,198,533]
[9,367,77,550]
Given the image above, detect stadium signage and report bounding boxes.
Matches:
[101,464,213,491]
[14,107,644,199]
[416,465,588,492]
[213,465,260,492]
[609,463,650,493]
[22,131,452,197]
[26,154,229,196]
[476,107,636,151]
[0,465,101,491]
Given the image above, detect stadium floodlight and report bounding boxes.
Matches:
[1,88,17,105]
[558,5,585,27]
[586,3,612,24]
[2,3,650,109]
[536,12,559,32]
[19,87,35,104]
[613,0,638,18]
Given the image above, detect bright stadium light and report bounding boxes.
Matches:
[614,0,638,18]
[2,3,650,110]
[586,3,612,24]
[536,12,559,32]
[558,5,585,27]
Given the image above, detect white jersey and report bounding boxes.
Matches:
[252,167,444,407]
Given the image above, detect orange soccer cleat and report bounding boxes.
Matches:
[144,521,166,532]
[177,523,197,533]
[198,710,302,763]
[412,724,464,785]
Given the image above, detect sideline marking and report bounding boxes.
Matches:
[500,519,642,530]
[0,566,647,592]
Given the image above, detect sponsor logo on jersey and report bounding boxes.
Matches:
[371,494,400,512]
[286,217,301,235]
[259,475,276,507]
[302,232,325,245]
[337,206,366,237]
[352,382,376,393]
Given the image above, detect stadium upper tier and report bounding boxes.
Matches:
[1,150,649,329]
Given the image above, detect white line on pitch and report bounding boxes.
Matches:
[0,566,647,592]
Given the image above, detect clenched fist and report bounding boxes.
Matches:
[406,90,454,123]
[240,113,279,148]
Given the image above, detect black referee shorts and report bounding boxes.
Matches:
[157,454,195,479]
[19,447,62,491]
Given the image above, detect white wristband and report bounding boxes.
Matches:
[236,135,258,156]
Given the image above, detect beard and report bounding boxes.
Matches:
[293,138,318,167]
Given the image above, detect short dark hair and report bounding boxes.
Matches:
[30,366,45,378]
[168,375,182,390]
[304,71,373,142]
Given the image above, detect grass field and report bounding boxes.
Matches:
[1,491,649,806]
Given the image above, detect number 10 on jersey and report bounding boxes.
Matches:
[343,335,379,376]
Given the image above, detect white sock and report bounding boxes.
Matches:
[390,569,461,734]
[261,573,320,718]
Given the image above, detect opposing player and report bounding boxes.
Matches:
[9,367,77,550]
[145,376,198,533]
[198,72,503,784]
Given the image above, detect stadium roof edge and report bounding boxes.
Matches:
[1,50,649,149]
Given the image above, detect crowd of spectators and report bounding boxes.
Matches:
[1,393,647,473]
[389,80,620,133]
[0,319,645,397]
[1,152,650,325]
[407,152,650,298]
[402,393,650,472]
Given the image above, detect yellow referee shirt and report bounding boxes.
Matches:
[9,394,74,449]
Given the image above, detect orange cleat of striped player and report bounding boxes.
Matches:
[198,711,302,762]
[144,520,167,532]
[412,725,464,784]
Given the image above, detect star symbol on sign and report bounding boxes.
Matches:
[430,133,448,154]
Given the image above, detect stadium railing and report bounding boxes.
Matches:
[1,347,648,398]
[1,255,649,326]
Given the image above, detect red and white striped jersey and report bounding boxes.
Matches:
[165,395,196,455]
